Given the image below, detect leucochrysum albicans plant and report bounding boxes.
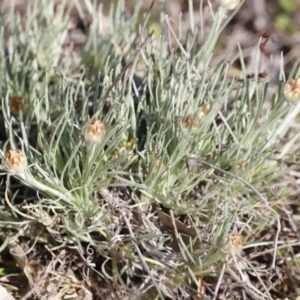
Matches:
[0,0,299,298]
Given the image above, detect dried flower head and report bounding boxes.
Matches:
[283,78,300,102]
[184,114,199,130]
[201,102,211,116]
[84,119,106,144]
[9,96,29,115]
[219,0,241,10]
[223,234,243,255]
[236,160,247,171]
[3,149,28,174]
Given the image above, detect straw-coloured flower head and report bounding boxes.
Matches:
[283,78,300,103]
[9,95,29,115]
[236,160,247,171]
[84,119,106,144]
[3,149,28,174]
[184,114,199,130]
[219,0,241,10]
[201,102,211,116]
[223,234,243,255]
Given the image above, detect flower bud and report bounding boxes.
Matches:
[83,119,106,144]
[219,0,241,10]
[3,149,28,174]
[201,102,211,116]
[9,96,29,115]
[236,160,247,171]
[283,78,300,103]
[184,114,199,130]
[223,234,243,255]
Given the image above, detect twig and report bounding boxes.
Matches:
[240,256,273,299]
[138,0,155,47]
[21,249,63,300]
[226,265,268,300]
[232,254,247,282]
[103,31,153,100]
[280,206,300,241]
[165,15,190,59]
[266,156,300,167]
[169,210,200,290]
[123,213,165,300]
[278,131,300,159]
[165,15,202,80]
[217,111,239,145]
[198,160,267,203]
[249,240,300,259]
[267,131,300,169]
[213,262,226,300]
[274,101,300,142]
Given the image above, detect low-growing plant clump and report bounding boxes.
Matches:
[0,0,300,299]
